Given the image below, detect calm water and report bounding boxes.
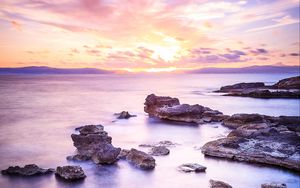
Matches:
[0,73,299,188]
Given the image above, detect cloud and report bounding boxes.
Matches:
[10,20,22,31]
[250,48,268,55]
[290,53,299,56]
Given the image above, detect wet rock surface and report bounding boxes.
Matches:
[139,140,178,148]
[261,182,287,188]
[55,166,86,181]
[144,94,227,124]
[71,125,121,164]
[202,114,300,171]
[149,146,170,156]
[215,76,300,99]
[126,148,156,170]
[114,111,136,119]
[1,164,54,176]
[177,163,206,173]
[209,179,232,188]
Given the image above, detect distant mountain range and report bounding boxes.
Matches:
[187,65,300,74]
[0,65,299,74]
[0,66,112,74]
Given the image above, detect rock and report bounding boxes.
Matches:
[117,149,130,159]
[261,182,287,188]
[55,166,86,181]
[217,82,265,92]
[139,140,178,148]
[149,146,170,156]
[114,111,137,119]
[126,148,156,170]
[66,154,91,161]
[214,77,300,99]
[209,179,232,188]
[71,125,120,164]
[144,94,227,124]
[202,114,300,171]
[272,76,300,89]
[177,163,206,173]
[1,164,54,176]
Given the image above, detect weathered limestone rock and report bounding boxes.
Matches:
[177,163,206,173]
[1,164,54,176]
[209,179,232,188]
[149,146,170,156]
[70,125,120,164]
[126,148,156,170]
[55,166,86,180]
[202,114,300,171]
[144,94,227,124]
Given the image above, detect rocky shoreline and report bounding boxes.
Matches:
[214,76,300,99]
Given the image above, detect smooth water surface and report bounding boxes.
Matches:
[0,73,299,188]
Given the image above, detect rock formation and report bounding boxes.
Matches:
[70,125,121,164]
[114,111,137,119]
[1,164,54,176]
[144,94,227,124]
[126,148,156,170]
[177,163,206,173]
[55,166,86,180]
[209,179,232,188]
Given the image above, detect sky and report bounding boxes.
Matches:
[0,0,299,72]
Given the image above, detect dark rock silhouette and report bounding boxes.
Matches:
[1,164,54,176]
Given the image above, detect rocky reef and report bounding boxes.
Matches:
[215,76,300,99]
[144,94,227,124]
[202,114,300,171]
[70,124,121,164]
[1,164,54,176]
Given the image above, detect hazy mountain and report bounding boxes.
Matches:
[187,65,300,74]
[0,66,112,74]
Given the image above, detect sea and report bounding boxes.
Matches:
[0,73,299,188]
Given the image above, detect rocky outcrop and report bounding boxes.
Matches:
[71,125,120,164]
[272,76,300,89]
[177,163,206,173]
[202,114,300,171]
[1,164,54,176]
[261,182,287,188]
[144,94,227,124]
[149,146,170,156]
[114,111,136,119]
[215,76,300,99]
[126,148,156,170]
[55,166,86,180]
[209,179,232,188]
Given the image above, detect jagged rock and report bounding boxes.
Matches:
[1,164,54,176]
[177,163,206,173]
[202,114,300,171]
[55,166,86,180]
[272,76,300,89]
[209,179,232,188]
[114,111,136,119]
[117,149,130,160]
[71,125,120,164]
[126,148,156,170]
[144,94,227,124]
[261,182,287,188]
[149,146,170,156]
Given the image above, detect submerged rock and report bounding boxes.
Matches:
[177,163,206,173]
[114,111,137,119]
[66,154,91,161]
[126,148,156,170]
[202,114,300,171]
[209,179,232,188]
[144,94,227,124]
[117,149,130,160]
[55,166,86,180]
[71,124,120,164]
[1,164,54,176]
[149,146,170,156]
[261,182,287,188]
[139,140,178,148]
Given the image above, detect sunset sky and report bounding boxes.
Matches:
[0,0,299,72]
